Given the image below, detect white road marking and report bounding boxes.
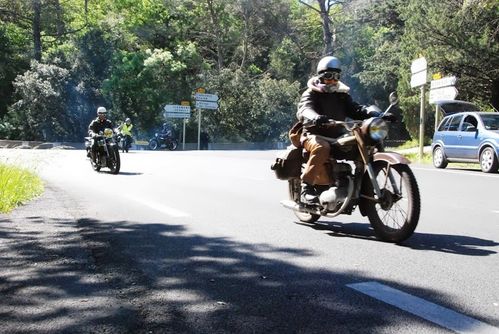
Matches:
[125,196,190,218]
[347,281,499,334]
[411,166,499,178]
[493,211,499,214]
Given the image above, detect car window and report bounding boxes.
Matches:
[447,115,463,131]
[480,114,499,130]
[461,115,478,131]
[437,117,451,131]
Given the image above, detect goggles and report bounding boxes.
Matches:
[320,71,341,80]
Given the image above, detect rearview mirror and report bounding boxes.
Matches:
[389,91,398,105]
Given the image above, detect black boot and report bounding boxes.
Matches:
[300,183,319,205]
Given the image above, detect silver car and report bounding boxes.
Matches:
[431,109,499,173]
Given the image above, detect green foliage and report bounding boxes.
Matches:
[0,0,498,144]
[8,61,72,141]
[0,162,44,213]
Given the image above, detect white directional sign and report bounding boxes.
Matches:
[430,76,457,90]
[429,86,458,104]
[410,71,427,88]
[410,57,427,88]
[195,100,218,109]
[194,93,219,102]
[163,104,191,118]
[411,57,427,74]
[429,76,458,104]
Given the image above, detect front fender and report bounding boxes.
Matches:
[373,151,411,165]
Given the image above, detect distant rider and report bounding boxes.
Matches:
[117,117,133,150]
[88,107,113,160]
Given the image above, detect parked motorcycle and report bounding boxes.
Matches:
[115,131,133,153]
[271,94,420,242]
[85,128,121,174]
[148,131,178,151]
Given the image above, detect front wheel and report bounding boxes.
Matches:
[108,145,121,174]
[479,147,498,173]
[149,139,159,150]
[363,162,421,243]
[288,179,320,223]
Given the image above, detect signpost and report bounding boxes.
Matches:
[429,76,458,132]
[411,57,427,161]
[194,90,219,150]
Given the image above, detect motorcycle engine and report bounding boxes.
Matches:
[319,162,352,211]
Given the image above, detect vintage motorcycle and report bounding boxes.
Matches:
[272,94,420,242]
[148,131,178,151]
[85,128,121,174]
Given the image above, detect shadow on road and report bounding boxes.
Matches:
[1,216,497,333]
[296,220,498,256]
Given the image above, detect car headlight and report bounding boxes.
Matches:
[369,118,388,141]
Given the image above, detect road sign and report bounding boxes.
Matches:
[164,105,191,113]
[410,57,427,88]
[411,57,427,74]
[195,100,218,109]
[164,112,190,119]
[194,93,219,102]
[430,76,457,90]
[163,104,191,118]
[429,86,458,104]
[410,70,427,88]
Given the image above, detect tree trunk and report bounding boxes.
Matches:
[54,0,65,38]
[32,0,42,61]
[317,0,333,56]
[206,0,224,70]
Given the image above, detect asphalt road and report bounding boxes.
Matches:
[0,148,498,334]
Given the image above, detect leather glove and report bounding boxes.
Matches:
[382,113,398,123]
[313,115,330,127]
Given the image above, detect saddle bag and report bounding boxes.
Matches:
[271,145,303,180]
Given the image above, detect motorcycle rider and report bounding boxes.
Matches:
[117,117,133,150]
[88,106,113,160]
[296,56,396,205]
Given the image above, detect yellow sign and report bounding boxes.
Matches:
[180,100,190,106]
[196,87,205,93]
[433,72,442,80]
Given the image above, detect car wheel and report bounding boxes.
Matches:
[432,146,448,169]
[479,147,498,173]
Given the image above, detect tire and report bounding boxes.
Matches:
[149,139,159,150]
[432,146,448,169]
[288,179,320,223]
[479,147,498,173]
[168,139,178,151]
[90,153,101,172]
[108,145,121,174]
[364,161,420,243]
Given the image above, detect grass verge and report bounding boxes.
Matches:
[0,162,44,213]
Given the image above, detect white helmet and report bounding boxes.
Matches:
[97,106,107,115]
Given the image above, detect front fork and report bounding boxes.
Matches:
[354,131,400,200]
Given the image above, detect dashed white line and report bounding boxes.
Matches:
[347,281,499,334]
[125,195,190,218]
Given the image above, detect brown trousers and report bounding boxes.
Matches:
[301,134,331,185]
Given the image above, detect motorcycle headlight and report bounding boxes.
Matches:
[104,128,113,138]
[368,118,388,142]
